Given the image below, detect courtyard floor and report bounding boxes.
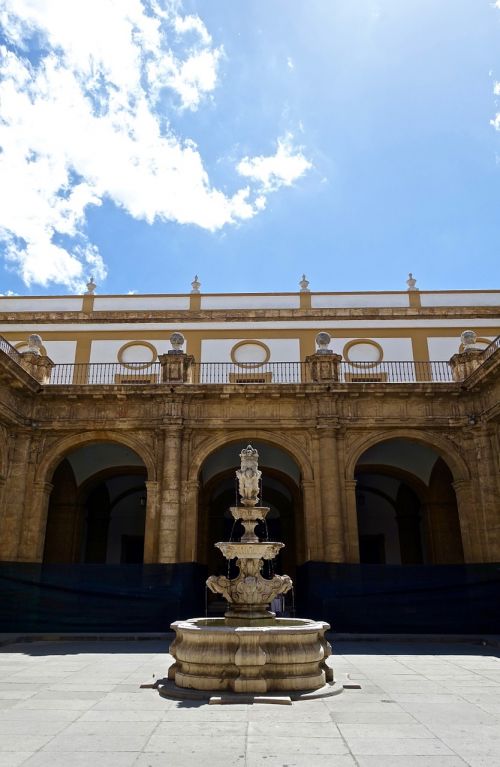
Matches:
[0,637,499,767]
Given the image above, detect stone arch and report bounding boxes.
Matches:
[188,430,314,485]
[188,431,311,574]
[36,430,157,486]
[27,432,156,563]
[345,429,471,484]
[348,431,468,565]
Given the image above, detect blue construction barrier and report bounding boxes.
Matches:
[0,563,207,632]
[1,561,499,633]
[296,562,500,633]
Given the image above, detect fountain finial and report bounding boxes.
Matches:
[236,445,262,507]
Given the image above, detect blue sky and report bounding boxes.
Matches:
[0,0,500,295]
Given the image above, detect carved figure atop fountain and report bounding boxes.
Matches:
[206,445,293,622]
[237,445,261,507]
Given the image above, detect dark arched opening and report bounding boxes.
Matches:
[355,438,464,565]
[197,441,304,578]
[43,443,147,564]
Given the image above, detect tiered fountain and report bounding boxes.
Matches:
[164,446,340,699]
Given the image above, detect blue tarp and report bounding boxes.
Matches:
[296,562,500,633]
[1,561,499,633]
[0,562,206,632]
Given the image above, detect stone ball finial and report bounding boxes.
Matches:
[315,331,332,355]
[461,330,477,351]
[170,332,185,353]
[27,333,43,355]
[406,273,417,291]
[299,274,310,292]
[191,275,201,294]
[85,276,96,295]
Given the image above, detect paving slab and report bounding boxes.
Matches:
[0,637,499,765]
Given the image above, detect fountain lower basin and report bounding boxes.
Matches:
[168,616,334,694]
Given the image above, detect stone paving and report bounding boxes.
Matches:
[0,638,499,766]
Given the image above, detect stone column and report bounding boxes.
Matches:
[0,433,32,561]
[300,479,321,561]
[143,480,160,563]
[178,479,200,562]
[18,481,54,561]
[318,427,345,562]
[474,426,500,561]
[158,426,182,562]
[343,479,360,563]
[452,479,485,562]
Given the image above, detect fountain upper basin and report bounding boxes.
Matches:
[216,541,284,559]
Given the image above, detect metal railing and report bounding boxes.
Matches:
[192,362,307,384]
[481,334,500,362]
[45,359,455,385]
[193,361,454,384]
[48,362,161,385]
[339,360,453,383]
[0,335,23,364]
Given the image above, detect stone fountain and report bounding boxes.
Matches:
[164,446,340,699]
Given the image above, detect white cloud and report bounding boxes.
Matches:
[494,82,500,96]
[0,1,311,291]
[237,134,312,192]
[174,13,212,45]
[287,57,294,71]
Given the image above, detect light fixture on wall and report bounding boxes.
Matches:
[139,496,146,507]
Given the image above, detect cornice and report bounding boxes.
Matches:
[0,305,500,324]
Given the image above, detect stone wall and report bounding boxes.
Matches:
[0,346,499,566]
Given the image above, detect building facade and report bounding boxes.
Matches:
[0,284,499,632]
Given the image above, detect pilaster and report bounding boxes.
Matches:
[179,479,200,562]
[18,481,54,561]
[452,479,485,562]
[317,426,345,562]
[300,479,321,561]
[0,433,32,560]
[143,479,160,563]
[343,479,360,563]
[158,426,183,562]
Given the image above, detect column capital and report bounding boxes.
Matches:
[452,479,471,491]
[316,417,341,431]
[344,479,358,490]
[32,480,54,495]
[300,479,316,489]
